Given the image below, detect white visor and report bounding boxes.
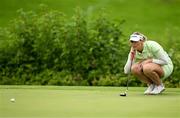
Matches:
[129,34,143,41]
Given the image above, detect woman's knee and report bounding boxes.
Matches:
[131,64,142,75]
[142,64,153,74]
[143,63,164,77]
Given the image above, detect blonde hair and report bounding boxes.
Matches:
[132,32,147,41]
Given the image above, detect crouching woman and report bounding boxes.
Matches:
[124,32,173,95]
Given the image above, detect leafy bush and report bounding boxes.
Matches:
[0,5,128,86]
[164,48,180,88]
[0,4,179,87]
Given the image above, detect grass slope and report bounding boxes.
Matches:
[0,0,180,46]
[0,86,180,118]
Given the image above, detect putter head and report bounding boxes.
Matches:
[120,92,127,97]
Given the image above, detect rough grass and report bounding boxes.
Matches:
[0,86,180,118]
[0,0,180,46]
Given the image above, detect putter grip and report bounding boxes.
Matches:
[130,51,135,61]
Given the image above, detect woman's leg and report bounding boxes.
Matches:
[131,63,153,84]
[142,63,165,94]
[131,62,165,94]
[142,63,164,86]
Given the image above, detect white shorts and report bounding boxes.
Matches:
[161,61,173,79]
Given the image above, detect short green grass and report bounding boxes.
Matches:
[0,86,180,118]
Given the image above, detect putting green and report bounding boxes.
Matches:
[0,86,180,118]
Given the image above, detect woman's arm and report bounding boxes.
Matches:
[124,48,135,74]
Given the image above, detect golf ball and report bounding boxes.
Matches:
[10,98,15,102]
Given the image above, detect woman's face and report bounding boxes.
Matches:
[130,40,144,52]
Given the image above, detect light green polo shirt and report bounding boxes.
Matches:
[135,40,173,79]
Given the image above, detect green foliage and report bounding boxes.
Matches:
[0,5,129,86]
[164,47,180,88]
[0,5,179,87]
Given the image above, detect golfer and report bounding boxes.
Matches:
[124,32,173,95]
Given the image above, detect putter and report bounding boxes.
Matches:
[120,73,130,96]
[120,50,135,97]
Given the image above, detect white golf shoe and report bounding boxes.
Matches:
[150,83,165,95]
[144,84,155,95]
